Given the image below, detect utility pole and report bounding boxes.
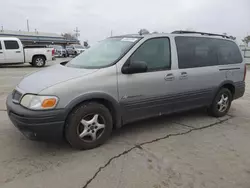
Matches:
[1,25,3,31]
[27,19,30,32]
[74,27,80,39]
[111,30,113,37]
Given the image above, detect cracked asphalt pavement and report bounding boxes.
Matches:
[0,60,250,188]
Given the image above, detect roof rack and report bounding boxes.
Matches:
[171,30,235,40]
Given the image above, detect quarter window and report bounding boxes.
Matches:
[215,40,243,65]
[130,38,171,71]
[4,40,19,50]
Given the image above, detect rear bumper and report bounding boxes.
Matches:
[234,81,245,100]
[6,94,66,141]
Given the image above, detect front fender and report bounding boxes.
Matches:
[65,92,122,128]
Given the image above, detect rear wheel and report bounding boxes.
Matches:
[32,56,46,67]
[65,102,113,150]
[208,88,232,117]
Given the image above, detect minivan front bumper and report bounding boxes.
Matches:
[6,94,66,141]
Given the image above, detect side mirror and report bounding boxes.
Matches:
[122,60,148,74]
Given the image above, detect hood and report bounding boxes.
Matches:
[18,64,98,93]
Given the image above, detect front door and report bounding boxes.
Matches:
[3,40,23,63]
[117,37,179,123]
[0,41,5,63]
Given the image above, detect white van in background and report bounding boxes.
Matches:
[0,37,55,67]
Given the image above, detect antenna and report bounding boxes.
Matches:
[74,27,80,39]
[27,19,30,32]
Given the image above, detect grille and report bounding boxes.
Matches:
[12,90,22,103]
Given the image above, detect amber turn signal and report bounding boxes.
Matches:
[41,98,57,108]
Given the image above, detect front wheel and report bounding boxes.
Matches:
[65,102,113,150]
[32,56,46,67]
[208,88,232,117]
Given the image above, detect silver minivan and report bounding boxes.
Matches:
[6,31,246,150]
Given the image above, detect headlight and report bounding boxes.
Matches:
[20,94,58,110]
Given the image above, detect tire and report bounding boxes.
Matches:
[65,102,113,150]
[208,88,232,117]
[32,56,46,67]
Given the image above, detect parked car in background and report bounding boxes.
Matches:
[49,45,67,57]
[71,44,86,55]
[0,37,54,67]
[6,32,246,150]
[66,45,75,56]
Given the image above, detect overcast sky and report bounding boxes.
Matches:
[0,0,249,44]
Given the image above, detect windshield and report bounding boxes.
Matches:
[66,37,140,68]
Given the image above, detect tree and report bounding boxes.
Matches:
[242,35,250,46]
[83,41,90,48]
[61,33,77,40]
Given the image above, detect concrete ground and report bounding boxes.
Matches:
[0,58,249,188]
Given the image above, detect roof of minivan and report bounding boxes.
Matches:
[111,33,235,41]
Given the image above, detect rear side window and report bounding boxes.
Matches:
[175,37,217,69]
[215,40,243,65]
[175,37,243,69]
[4,40,19,50]
[130,37,171,71]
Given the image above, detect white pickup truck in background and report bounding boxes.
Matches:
[0,37,55,67]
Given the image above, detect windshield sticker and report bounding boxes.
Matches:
[121,38,138,42]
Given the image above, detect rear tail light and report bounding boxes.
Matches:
[243,64,247,81]
[52,48,55,56]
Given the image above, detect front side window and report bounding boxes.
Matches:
[130,38,171,71]
[67,37,141,68]
[175,37,217,69]
[4,40,19,50]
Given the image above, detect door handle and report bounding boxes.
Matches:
[16,51,21,53]
[0,52,3,54]
[165,73,175,81]
[180,72,188,79]
[181,72,187,75]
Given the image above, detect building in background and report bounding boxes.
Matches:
[0,30,79,47]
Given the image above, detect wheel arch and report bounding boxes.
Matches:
[65,92,122,129]
[32,54,47,62]
[217,80,235,98]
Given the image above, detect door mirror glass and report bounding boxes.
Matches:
[122,60,148,74]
